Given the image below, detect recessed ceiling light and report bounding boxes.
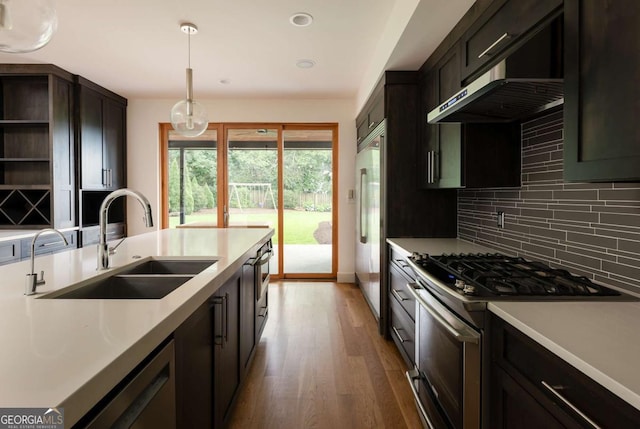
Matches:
[289,13,313,27]
[219,79,231,85]
[296,59,316,69]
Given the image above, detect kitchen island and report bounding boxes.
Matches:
[0,227,272,427]
[388,237,640,416]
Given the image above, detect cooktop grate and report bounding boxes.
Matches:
[421,253,621,297]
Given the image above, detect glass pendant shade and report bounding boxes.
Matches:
[0,0,57,53]
[171,98,208,138]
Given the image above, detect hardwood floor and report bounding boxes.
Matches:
[227,281,421,429]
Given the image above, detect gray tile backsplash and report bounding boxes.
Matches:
[458,109,640,293]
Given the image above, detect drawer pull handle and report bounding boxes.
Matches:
[39,241,65,248]
[392,326,408,343]
[541,381,601,429]
[394,258,410,268]
[392,288,408,302]
[478,32,512,58]
[406,370,437,429]
[368,121,375,129]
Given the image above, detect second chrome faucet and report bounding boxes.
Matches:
[25,229,68,295]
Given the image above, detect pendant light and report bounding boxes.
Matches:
[170,23,208,138]
[0,0,57,53]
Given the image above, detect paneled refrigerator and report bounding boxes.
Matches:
[355,121,384,320]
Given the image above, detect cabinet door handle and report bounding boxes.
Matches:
[392,326,408,343]
[432,151,439,182]
[102,169,107,186]
[478,32,512,58]
[429,151,436,184]
[359,168,367,243]
[368,120,375,129]
[39,240,65,248]
[391,288,408,302]
[108,169,113,187]
[427,150,432,184]
[541,381,601,429]
[212,296,224,347]
[224,293,229,345]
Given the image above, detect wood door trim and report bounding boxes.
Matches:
[159,123,171,229]
[159,122,223,229]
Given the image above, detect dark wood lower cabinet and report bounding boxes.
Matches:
[174,301,213,428]
[213,270,241,429]
[490,315,640,428]
[175,260,262,428]
[491,365,564,429]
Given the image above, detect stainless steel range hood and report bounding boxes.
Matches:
[427,61,563,123]
[428,20,563,124]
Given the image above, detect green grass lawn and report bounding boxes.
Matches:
[169,209,331,245]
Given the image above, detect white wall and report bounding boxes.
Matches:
[126,98,357,282]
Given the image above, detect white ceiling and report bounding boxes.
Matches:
[0,0,475,101]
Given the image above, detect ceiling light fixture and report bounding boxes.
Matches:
[170,22,208,138]
[289,12,313,27]
[0,0,57,53]
[296,59,316,69]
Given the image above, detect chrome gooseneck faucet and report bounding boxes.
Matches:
[98,188,154,270]
[25,229,68,296]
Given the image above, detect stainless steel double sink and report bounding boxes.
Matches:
[40,258,217,300]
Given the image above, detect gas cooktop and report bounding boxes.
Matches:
[408,252,627,299]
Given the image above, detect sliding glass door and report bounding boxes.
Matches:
[282,127,334,274]
[161,123,337,278]
[225,126,280,276]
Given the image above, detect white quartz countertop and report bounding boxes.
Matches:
[387,237,640,411]
[0,227,272,426]
[387,237,501,255]
[489,301,640,411]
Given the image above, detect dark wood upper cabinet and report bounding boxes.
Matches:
[356,85,384,145]
[422,45,464,189]
[77,77,126,190]
[564,0,640,182]
[420,44,521,190]
[460,0,562,82]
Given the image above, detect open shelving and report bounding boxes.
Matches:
[0,65,75,229]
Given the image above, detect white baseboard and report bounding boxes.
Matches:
[337,272,355,283]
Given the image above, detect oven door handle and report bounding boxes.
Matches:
[406,283,480,344]
[406,369,437,429]
[252,249,272,267]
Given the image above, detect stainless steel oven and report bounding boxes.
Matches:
[253,240,272,340]
[254,240,272,301]
[405,283,481,429]
[403,252,636,429]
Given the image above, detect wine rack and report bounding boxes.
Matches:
[0,65,75,229]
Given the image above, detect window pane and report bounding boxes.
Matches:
[283,129,333,274]
[168,129,217,228]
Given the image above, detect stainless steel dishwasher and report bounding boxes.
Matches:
[83,340,176,428]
